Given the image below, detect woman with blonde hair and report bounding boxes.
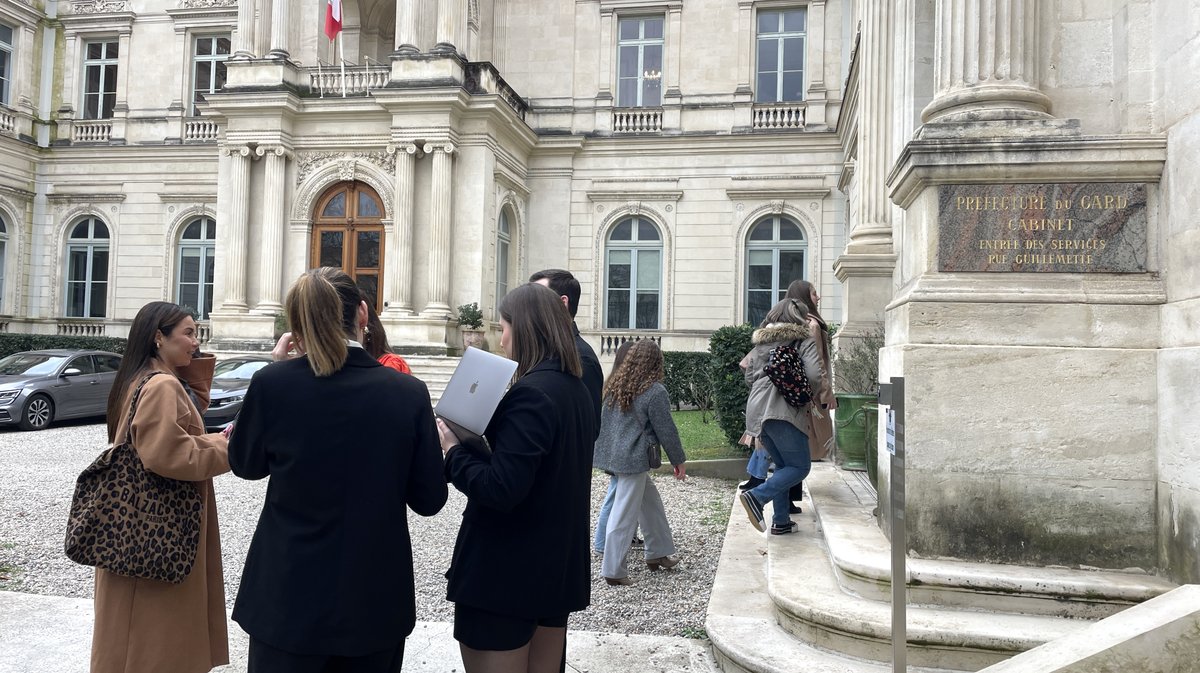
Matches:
[91,301,230,673]
[229,267,447,672]
[593,339,687,585]
[437,282,596,673]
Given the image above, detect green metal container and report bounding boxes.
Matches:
[834,393,875,471]
[864,403,879,489]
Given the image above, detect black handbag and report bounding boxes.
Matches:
[64,372,203,584]
[644,421,662,469]
[763,342,814,408]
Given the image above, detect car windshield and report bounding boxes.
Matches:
[214,360,270,380]
[0,354,69,376]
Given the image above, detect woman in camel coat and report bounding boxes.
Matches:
[91,301,230,673]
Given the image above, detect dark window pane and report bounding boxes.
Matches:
[89,281,107,317]
[72,355,97,375]
[179,284,198,315]
[323,193,346,217]
[356,274,378,309]
[757,39,778,74]
[748,263,772,290]
[756,73,778,104]
[105,41,118,59]
[213,61,227,91]
[202,285,213,319]
[606,290,629,329]
[782,38,805,71]
[183,221,202,239]
[610,220,632,240]
[636,219,659,241]
[356,191,381,218]
[204,251,215,282]
[642,80,661,107]
[779,220,803,240]
[320,231,344,267]
[216,37,231,54]
[103,64,117,93]
[96,355,121,372]
[784,10,806,32]
[0,25,12,44]
[758,11,780,34]
[635,292,658,329]
[750,220,773,241]
[618,46,639,78]
[85,65,101,94]
[195,61,212,92]
[618,19,640,40]
[93,221,109,238]
[101,92,116,119]
[356,230,380,268]
[196,37,212,56]
[0,216,6,233]
[778,250,805,288]
[68,282,86,317]
[498,211,509,235]
[608,261,631,290]
[86,42,103,60]
[91,248,108,281]
[644,18,664,40]
[68,249,88,281]
[782,71,805,102]
[643,43,662,73]
[71,222,90,239]
[617,78,638,107]
[747,290,772,326]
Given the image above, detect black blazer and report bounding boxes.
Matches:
[573,323,603,436]
[228,348,448,656]
[444,357,597,618]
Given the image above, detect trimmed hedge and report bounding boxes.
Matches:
[0,334,128,359]
[662,351,714,417]
[708,324,754,448]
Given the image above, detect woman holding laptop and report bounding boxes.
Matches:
[437,282,596,673]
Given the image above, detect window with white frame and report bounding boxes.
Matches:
[82,40,118,120]
[755,8,806,103]
[192,35,230,116]
[605,216,661,330]
[177,217,216,319]
[0,214,7,312]
[746,215,806,327]
[616,16,664,108]
[496,208,512,306]
[65,217,109,318]
[0,24,13,106]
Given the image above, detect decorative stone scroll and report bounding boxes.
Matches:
[938,183,1149,273]
[294,150,395,186]
[180,0,235,7]
[68,0,129,13]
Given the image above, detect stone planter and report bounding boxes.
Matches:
[833,393,875,471]
[460,328,486,352]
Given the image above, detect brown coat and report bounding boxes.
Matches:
[91,355,230,673]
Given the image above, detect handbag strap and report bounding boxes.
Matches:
[117,371,164,445]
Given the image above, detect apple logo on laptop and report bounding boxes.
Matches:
[469,381,479,394]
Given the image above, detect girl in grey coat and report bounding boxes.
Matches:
[592,340,687,585]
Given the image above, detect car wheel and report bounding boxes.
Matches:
[19,394,54,431]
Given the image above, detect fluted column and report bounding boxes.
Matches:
[384,143,418,314]
[395,0,419,54]
[424,142,454,316]
[254,145,290,313]
[922,0,1051,123]
[232,0,256,58]
[254,0,273,59]
[849,0,895,249]
[222,145,252,311]
[433,0,464,55]
[268,0,290,59]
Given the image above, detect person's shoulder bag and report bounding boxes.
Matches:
[64,371,203,584]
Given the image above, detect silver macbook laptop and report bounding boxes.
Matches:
[434,347,518,437]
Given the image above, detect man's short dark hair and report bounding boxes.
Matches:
[529,268,581,318]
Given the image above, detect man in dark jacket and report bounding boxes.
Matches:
[530,269,603,431]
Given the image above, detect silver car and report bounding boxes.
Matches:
[0,349,123,430]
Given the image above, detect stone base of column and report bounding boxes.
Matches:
[251,302,284,316]
[921,85,1053,124]
[223,58,306,91]
[388,52,465,86]
[833,251,896,336]
[380,315,460,355]
[207,311,277,352]
[266,49,290,61]
[916,117,1082,141]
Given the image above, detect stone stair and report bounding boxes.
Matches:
[706,463,1178,673]
[403,354,461,403]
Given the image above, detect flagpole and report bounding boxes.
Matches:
[338,32,347,98]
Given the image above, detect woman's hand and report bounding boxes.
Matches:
[271,332,305,361]
[673,463,687,481]
[435,418,461,456]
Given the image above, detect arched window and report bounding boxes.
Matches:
[746,215,806,327]
[605,216,661,330]
[0,214,7,313]
[177,217,216,319]
[496,207,512,305]
[65,217,110,318]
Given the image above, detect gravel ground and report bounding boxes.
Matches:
[0,419,733,639]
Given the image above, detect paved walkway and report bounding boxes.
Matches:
[0,591,720,673]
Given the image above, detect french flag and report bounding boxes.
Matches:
[324,0,343,40]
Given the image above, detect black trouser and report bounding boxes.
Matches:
[248,637,405,673]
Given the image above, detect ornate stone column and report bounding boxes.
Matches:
[395,0,419,54]
[433,0,464,55]
[424,142,454,316]
[222,145,252,311]
[922,0,1051,123]
[232,0,256,59]
[384,143,418,314]
[268,0,290,60]
[254,0,273,59]
[254,145,291,314]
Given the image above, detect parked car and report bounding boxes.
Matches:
[203,355,272,430]
[0,349,123,431]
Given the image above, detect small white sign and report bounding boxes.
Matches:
[886,408,896,456]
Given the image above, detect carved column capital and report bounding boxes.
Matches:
[254,144,294,160]
[422,141,455,156]
[386,142,420,156]
[222,144,252,158]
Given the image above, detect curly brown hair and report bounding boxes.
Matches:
[602,340,664,412]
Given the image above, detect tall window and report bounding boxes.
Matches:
[177,217,216,319]
[0,214,7,312]
[605,217,661,330]
[192,36,230,116]
[82,40,118,120]
[65,217,109,318]
[746,215,806,327]
[617,17,663,108]
[496,208,512,305]
[0,24,13,106]
[755,9,806,103]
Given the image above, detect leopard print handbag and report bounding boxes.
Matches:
[64,372,203,584]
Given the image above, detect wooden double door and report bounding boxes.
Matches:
[311,181,386,312]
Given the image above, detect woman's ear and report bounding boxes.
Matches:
[357,301,369,330]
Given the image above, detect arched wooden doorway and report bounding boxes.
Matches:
[311,181,385,312]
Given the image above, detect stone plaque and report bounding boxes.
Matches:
[938,183,1148,273]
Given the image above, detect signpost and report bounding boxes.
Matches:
[878,377,905,673]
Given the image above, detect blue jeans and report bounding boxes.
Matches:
[593,476,617,553]
[746,445,770,479]
[749,420,812,527]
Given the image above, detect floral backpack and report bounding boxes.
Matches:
[763,342,813,408]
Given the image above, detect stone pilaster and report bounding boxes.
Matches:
[268,0,289,60]
[253,145,291,314]
[384,143,418,315]
[221,145,252,311]
[433,0,464,55]
[424,142,454,316]
[922,0,1051,123]
[232,0,255,59]
[804,0,827,127]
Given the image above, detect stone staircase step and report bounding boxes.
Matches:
[403,355,462,403]
[807,466,1177,619]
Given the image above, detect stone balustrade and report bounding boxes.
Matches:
[71,121,113,143]
[612,108,663,134]
[752,103,806,129]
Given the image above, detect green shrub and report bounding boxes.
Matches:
[0,334,128,359]
[662,351,714,419]
[708,324,754,448]
[833,327,885,395]
[456,302,484,329]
